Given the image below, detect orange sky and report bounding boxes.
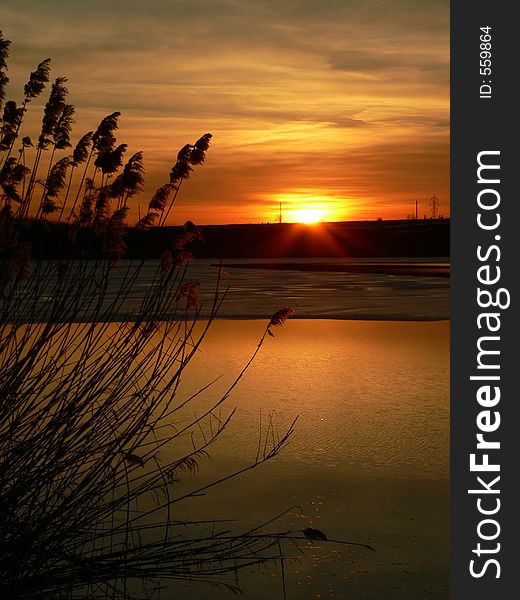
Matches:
[2,0,449,224]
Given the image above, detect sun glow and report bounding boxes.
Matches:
[291,208,326,224]
[269,193,348,224]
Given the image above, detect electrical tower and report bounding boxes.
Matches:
[429,194,439,219]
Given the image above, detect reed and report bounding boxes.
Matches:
[0,238,299,598]
[0,34,303,599]
[0,31,10,110]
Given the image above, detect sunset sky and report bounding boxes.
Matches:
[1,0,449,225]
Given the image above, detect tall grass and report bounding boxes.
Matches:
[0,31,374,598]
[0,31,300,599]
[0,29,207,229]
[0,252,299,599]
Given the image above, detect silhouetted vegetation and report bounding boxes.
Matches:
[0,30,306,599]
[0,32,210,231]
[5,219,449,262]
[0,31,380,598]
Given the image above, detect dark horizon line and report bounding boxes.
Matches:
[159,216,451,229]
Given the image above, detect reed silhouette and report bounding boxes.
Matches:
[0,31,299,599]
[0,32,373,599]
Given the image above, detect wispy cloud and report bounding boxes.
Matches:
[1,0,449,223]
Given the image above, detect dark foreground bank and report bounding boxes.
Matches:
[19,219,449,259]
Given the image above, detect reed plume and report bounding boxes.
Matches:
[173,219,202,251]
[0,31,10,113]
[137,132,212,229]
[149,183,174,211]
[169,143,193,182]
[52,103,75,150]
[109,150,144,209]
[77,178,95,226]
[37,76,69,150]
[66,113,123,221]
[176,280,200,309]
[0,157,29,206]
[19,77,69,216]
[0,101,24,151]
[151,133,212,227]
[269,307,296,327]
[92,111,121,179]
[92,111,121,151]
[40,156,70,216]
[72,130,93,166]
[23,57,51,101]
[134,209,158,230]
[0,55,50,167]
[135,183,173,229]
[35,99,75,218]
[189,132,212,165]
[45,156,70,198]
[91,185,112,232]
[97,142,127,177]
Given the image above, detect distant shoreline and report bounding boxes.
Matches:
[19,218,449,260]
[218,261,450,277]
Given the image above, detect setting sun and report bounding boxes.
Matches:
[292,208,326,224]
[268,193,350,224]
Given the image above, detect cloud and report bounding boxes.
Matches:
[1,0,449,223]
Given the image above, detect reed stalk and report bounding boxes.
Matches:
[0,37,303,600]
[0,224,298,598]
[3,36,381,600]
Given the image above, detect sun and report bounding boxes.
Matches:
[292,208,326,224]
[268,192,347,224]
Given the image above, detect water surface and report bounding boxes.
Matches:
[163,319,449,599]
[11,257,449,322]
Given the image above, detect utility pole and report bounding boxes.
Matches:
[430,194,439,219]
[279,202,282,224]
[415,199,418,220]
